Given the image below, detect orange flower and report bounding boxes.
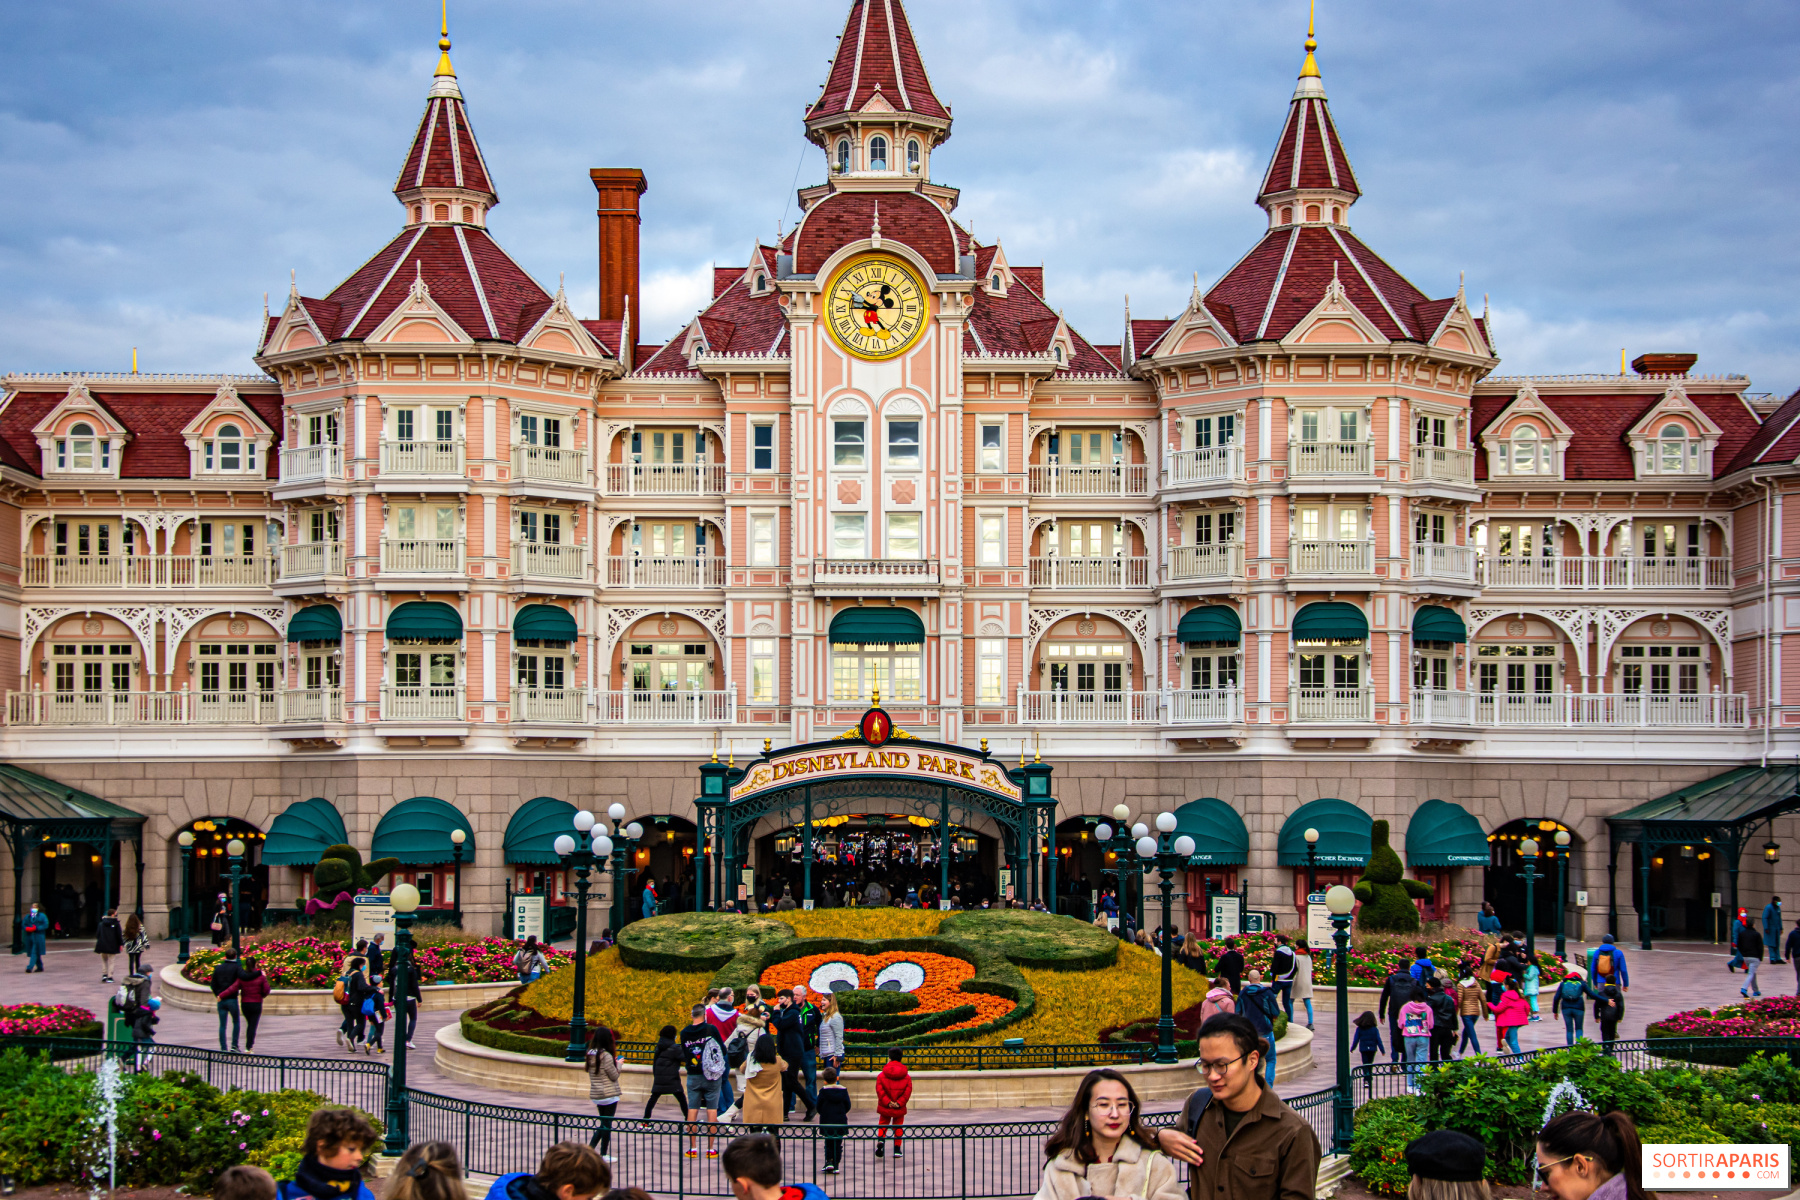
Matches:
[760,950,1014,1032]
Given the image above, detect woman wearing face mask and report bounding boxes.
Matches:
[1034,1068,1184,1200]
[1535,1110,1650,1200]
[22,902,49,972]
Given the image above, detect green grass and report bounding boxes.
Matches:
[937,909,1118,969]
[616,911,796,971]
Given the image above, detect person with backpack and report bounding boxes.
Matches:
[1454,974,1486,1055]
[1198,976,1236,1024]
[642,1025,690,1120]
[1739,922,1766,997]
[1552,968,1596,1045]
[361,981,389,1055]
[210,946,246,1052]
[1728,908,1749,972]
[1397,986,1434,1087]
[1377,961,1416,1064]
[706,988,742,1120]
[1236,969,1282,1085]
[220,956,272,1052]
[1408,945,1435,984]
[873,1050,911,1158]
[1349,1011,1385,1065]
[1268,935,1296,1021]
[513,937,549,985]
[680,1004,728,1158]
[1425,977,1458,1062]
[1586,933,1630,992]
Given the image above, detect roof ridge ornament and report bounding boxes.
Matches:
[435,0,456,79]
[871,198,882,249]
[1299,0,1320,78]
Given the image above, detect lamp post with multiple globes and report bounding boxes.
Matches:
[383,881,421,1154]
[1136,811,1197,1065]
[176,831,196,963]
[554,811,610,1062]
[1327,884,1357,1153]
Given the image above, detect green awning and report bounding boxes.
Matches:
[1177,606,1241,645]
[371,796,475,865]
[287,605,343,644]
[1405,799,1489,867]
[387,601,462,641]
[1173,797,1248,865]
[263,797,349,865]
[514,604,578,642]
[0,763,146,837]
[1292,602,1368,642]
[1277,798,1372,867]
[1412,605,1467,644]
[503,795,579,865]
[829,607,925,645]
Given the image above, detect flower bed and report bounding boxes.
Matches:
[1647,995,1800,1060]
[0,1003,100,1038]
[760,950,1016,1037]
[1181,929,1561,987]
[181,936,563,989]
[960,943,1210,1047]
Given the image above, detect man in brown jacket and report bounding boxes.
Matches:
[1155,1014,1321,1200]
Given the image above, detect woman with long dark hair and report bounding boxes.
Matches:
[1536,1111,1650,1200]
[585,1027,621,1161]
[1035,1068,1184,1200]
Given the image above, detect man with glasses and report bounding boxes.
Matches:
[1155,1014,1320,1200]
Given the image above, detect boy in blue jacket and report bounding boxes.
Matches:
[275,1109,379,1200]
[484,1143,610,1200]
[722,1134,831,1200]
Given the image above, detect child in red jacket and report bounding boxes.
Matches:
[873,1050,911,1158]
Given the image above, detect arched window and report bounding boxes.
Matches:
[1280,206,1293,225]
[1330,205,1341,223]
[868,136,888,171]
[907,139,921,171]
[1306,204,1321,222]
[1657,422,1696,473]
[1508,425,1549,475]
[461,206,473,224]
[836,140,851,173]
[60,422,99,471]
[412,206,422,223]
[206,423,255,473]
[755,274,767,292]
[990,273,1002,290]
[1054,345,1065,364]
[433,203,449,221]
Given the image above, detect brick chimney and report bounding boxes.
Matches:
[1631,352,1698,377]
[589,168,647,358]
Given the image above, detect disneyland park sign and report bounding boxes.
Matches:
[730,742,1022,805]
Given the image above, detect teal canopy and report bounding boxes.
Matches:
[387,601,462,641]
[371,796,475,864]
[503,796,579,865]
[1173,797,1249,865]
[1292,602,1368,642]
[286,605,343,644]
[1177,606,1241,645]
[829,607,925,645]
[514,604,578,642]
[1277,798,1372,867]
[1412,605,1468,644]
[1406,799,1490,867]
[262,797,348,865]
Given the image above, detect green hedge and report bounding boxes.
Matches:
[842,1006,977,1041]
[937,909,1118,970]
[617,912,795,972]
[837,989,919,1015]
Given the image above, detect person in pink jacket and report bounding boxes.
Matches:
[1489,977,1530,1054]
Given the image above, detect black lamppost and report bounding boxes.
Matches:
[1519,836,1542,960]
[1305,826,1320,896]
[383,881,421,1154]
[225,837,248,957]
[1326,883,1356,1153]
[175,830,195,963]
[1553,829,1571,958]
[449,829,466,927]
[555,810,609,1063]
[1136,811,1197,1065]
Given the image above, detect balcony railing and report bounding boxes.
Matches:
[1288,441,1372,477]
[1028,557,1150,588]
[1477,555,1732,590]
[513,688,588,723]
[1167,543,1244,583]
[280,689,342,723]
[380,538,465,574]
[381,439,465,476]
[1027,463,1151,497]
[6,689,280,726]
[605,556,726,588]
[1410,689,1471,724]
[1166,446,1243,486]
[23,555,275,589]
[1289,540,1374,575]
[1017,688,1161,724]
[595,688,735,724]
[1412,543,1476,583]
[1412,446,1475,482]
[1164,689,1243,724]
[381,685,465,721]
[1292,687,1375,722]
[1473,692,1748,728]
[813,559,939,583]
[280,445,344,483]
[280,543,343,578]
[604,463,725,496]
[512,542,588,581]
[513,445,587,485]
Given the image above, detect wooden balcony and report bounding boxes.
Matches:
[1165,446,1243,486]
[281,543,343,579]
[594,689,735,724]
[1292,687,1375,722]
[1017,688,1160,724]
[1412,544,1476,583]
[381,439,466,476]
[1411,446,1474,482]
[512,542,588,581]
[1472,692,1748,728]
[604,463,725,496]
[380,685,465,721]
[1167,543,1245,583]
[1288,540,1375,576]
[380,538,465,575]
[280,445,344,483]
[513,445,587,485]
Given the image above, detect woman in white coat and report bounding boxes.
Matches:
[1293,937,1316,1030]
[1033,1069,1185,1200]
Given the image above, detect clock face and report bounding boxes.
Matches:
[825,256,928,361]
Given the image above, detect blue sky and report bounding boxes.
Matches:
[2,0,1797,394]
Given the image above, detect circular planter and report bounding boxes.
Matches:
[158,964,519,1015]
[431,1020,1314,1108]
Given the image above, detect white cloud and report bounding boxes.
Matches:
[641,263,718,342]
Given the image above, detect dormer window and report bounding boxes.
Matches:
[412,206,422,223]
[868,136,888,171]
[836,139,850,173]
[1306,204,1321,222]
[204,423,258,473]
[57,422,106,472]
[755,273,767,293]
[907,140,921,172]
[1330,205,1341,223]
[1053,345,1065,365]
[990,274,1002,290]
[1648,422,1702,475]
[1503,425,1551,475]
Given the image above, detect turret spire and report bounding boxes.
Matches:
[394,4,496,226]
[435,0,456,79]
[1298,0,1320,80]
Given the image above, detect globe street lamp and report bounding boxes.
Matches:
[1138,811,1196,1065]
[1519,837,1541,960]
[606,804,632,934]
[383,881,421,1155]
[449,829,466,928]
[225,839,248,957]
[556,810,609,1062]
[1553,830,1571,958]
[1131,821,1150,930]
[1326,884,1357,1153]
[1304,827,1320,897]
[176,831,196,963]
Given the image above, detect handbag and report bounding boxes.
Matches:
[210,918,223,933]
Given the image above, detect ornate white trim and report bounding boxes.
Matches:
[22,604,159,667]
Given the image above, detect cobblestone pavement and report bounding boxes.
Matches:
[0,930,1771,1122]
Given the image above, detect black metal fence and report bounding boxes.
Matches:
[615,1041,1158,1072]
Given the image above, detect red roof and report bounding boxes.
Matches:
[1471,391,1763,481]
[1,389,282,479]
[579,319,623,357]
[1205,225,1433,343]
[1722,388,1800,473]
[808,0,948,122]
[310,224,553,343]
[395,92,496,200]
[793,190,958,275]
[1129,319,1176,362]
[1259,95,1359,203]
[962,260,1120,376]
[636,262,791,373]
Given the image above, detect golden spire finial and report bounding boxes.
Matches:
[435,0,456,78]
[1298,0,1320,78]
[871,687,880,707]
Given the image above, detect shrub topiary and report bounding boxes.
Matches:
[837,989,919,1016]
[1352,820,1432,933]
[617,912,796,972]
[311,844,400,907]
[937,909,1118,970]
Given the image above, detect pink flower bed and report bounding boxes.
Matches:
[0,1002,100,1036]
[1182,930,1563,987]
[1649,995,1800,1039]
[181,935,565,989]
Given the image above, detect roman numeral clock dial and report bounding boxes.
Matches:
[825,256,928,361]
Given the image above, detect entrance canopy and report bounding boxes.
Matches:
[1173,797,1248,865]
[1277,798,1372,867]
[829,608,924,644]
[1405,799,1489,866]
[0,764,148,944]
[372,796,475,864]
[264,797,348,865]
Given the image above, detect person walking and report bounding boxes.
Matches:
[221,956,272,1052]
[1033,1068,1185,1200]
[815,1066,852,1175]
[739,1034,786,1135]
[873,1050,911,1158]
[1269,935,1296,1021]
[1455,974,1485,1055]
[770,990,816,1121]
[1765,897,1785,964]
[680,1003,728,1158]
[94,906,124,982]
[1552,968,1595,1046]
[210,893,232,947]
[209,946,246,1052]
[1408,945,1436,984]
[22,901,49,972]
[386,952,422,1049]
[1236,970,1282,1085]
[792,984,822,1120]
[366,933,386,978]
[1728,908,1748,972]
[1739,923,1766,997]
[1489,977,1529,1054]
[1398,986,1434,1088]
[643,1025,690,1121]
[123,913,149,976]
[1378,960,1416,1064]
[1350,1011,1385,1066]
[1594,983,1625,1046]
[513,937,549,985]
[816,992,845,1074]
[1291,939,1315,1030]
[706,988,742,1120]
[1199,977,1235,1024]
[1425,977,1457,1063]
[1213,938,1245,995]
[585,1028,621,1162]
[1585,934,1630,993]
[1523,958,1542,1023]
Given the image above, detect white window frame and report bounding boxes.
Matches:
[977,639,1005,705]
[831,513,867,559]
[749,638,776,703]
[886,512,922,560]
[750,514,776,566]
[979,422,1004,473]
[979,514,1004,566]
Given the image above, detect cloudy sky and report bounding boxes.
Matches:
[2,0,1797,394]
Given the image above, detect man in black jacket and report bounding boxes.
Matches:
[1425,977,1458,1062]
[1377,964,1415,1063]
[1214,937,1245,995]
[208,947,244,1052]
[770,990,817,1120]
